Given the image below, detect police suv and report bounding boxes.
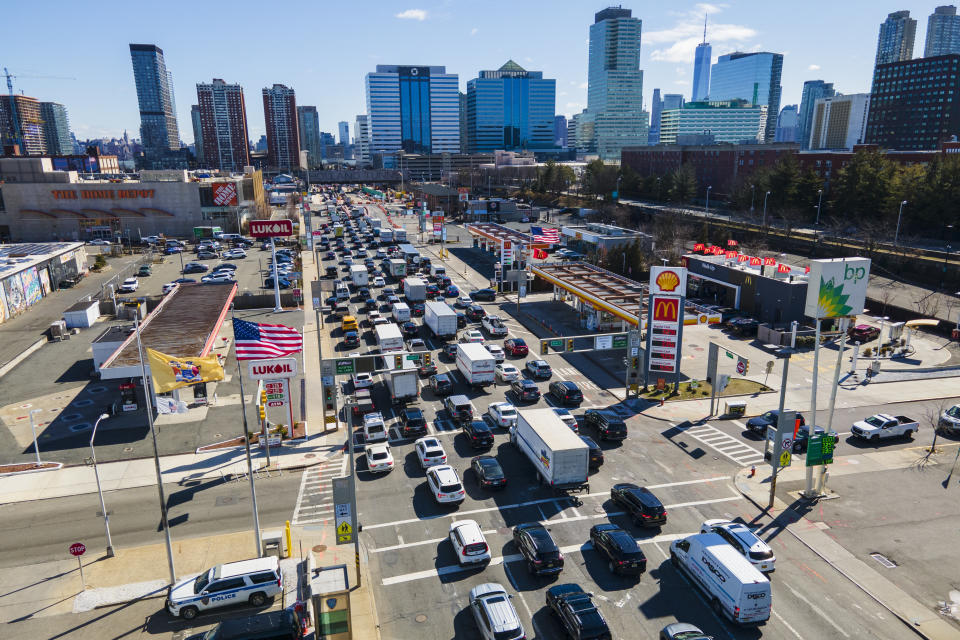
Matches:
[166,557,282,620]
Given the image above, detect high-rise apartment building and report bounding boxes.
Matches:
[774,105,799,143]
[586,7,649,160]
[196,79,250,172]
[709,51,783,142]
[567,113,580,151]
[262,84,299,169]
[466,60,556,152]
[925,6,960,56]
[0,94,46,155]
[364,65,460,155]
[658,101,767,145]
[798,80,835,150]
[692,19,712,102]
[458,92,469,153]
[355,114,371,165]
[297,106,323,167]
[866,54,960,150]
[554,115,568,148]
[875,11,917,65]
[338,121,350,146]
[808,94,871,150]
[39,102,72,155]
[129,44,180,159]
[648,89,663,144]
[190,105,204,165]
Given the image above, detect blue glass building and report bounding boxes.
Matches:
[465,60,556,152]
[365,65,459,155]
[129,44,180,159]
[709,51,783,143]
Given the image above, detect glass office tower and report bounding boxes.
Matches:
[129,44,180,159]
[466,60,556,152]
[365,65,459,155]
[709,51,783,142]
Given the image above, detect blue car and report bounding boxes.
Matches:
[264,277,292,289]
[444,285,459,297]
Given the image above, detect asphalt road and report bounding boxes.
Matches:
[314,203,938,640]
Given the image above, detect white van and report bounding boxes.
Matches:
[430,264,446,278]
[166,556,282,620]
[392,302,411,323]
[670,533,771,625]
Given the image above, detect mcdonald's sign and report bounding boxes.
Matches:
[727,239,738,247]
[725,251,737,259]
[693,243,705,252]
[652,296,679,323]
[737,254,749,262]
[750,257,762,266]
[763,257,777,266]
[777,263,791,273]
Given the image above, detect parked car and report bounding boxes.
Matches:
[264,277,292,289]
[183,262,208,274]
[118,277,139,293]
[792,424,839,453]
[514,523,563,576]
[136,265,152,277]
[589,524,647,576]
[746,409,805,436]
[471,455,507,489]
[197,249,219,260]
[610,483,667,527]
[847,324,881,343]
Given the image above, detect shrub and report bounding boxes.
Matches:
[863,347,873,357]
[93,255,107,271]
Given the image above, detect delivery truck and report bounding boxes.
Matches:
[350,264,369,287]
[375,323,404,353]
[424,301,458,339]
[385,359,419,404]
[394,228,407,243]
[333,224,344,238]
[456,342,496,388]
[378,228,394,245]
[387,259,407,278]
[403,277,427,302]
[392,302,411,323]
[509,408,589,492]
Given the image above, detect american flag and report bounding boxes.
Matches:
[232,318,303,360]
[530,226,560,243]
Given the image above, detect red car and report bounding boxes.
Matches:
[504,338,528,357]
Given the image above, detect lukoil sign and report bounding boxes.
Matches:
[248,357,298,379]
[804,258,871,319]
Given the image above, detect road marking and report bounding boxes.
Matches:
[674,423,765,466]
[772,609,804,639]
[784,584,849,637]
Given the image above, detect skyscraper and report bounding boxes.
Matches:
[554,115,568,148]
[262,84,299,169]
[709,51,783,142]
[692,16,711,102]
[458,92,469,152]
[39,102,72,155]
[355,114,371,165]
[587,7,649,160]
[190,105,203,165]
[798,80,835,150]
[129,44,180,160]
[925,6,960,56]
[297,106,323,167]
[196,79,250,172]
[808,94,871,150]
[0,94,45,154]
[364,65,460,155]
[648,89,663,144]
[774,105,799,143]
[875,11,917,65]
[663,94,685,111]
[466,60,556,152]
[338,121,350,146]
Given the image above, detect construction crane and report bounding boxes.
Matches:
[2,67,76,152]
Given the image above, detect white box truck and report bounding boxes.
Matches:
[430,264,446,278]
[669,533,771,625]
[510,408,589,492]
[386,359,419,404]
[350,264,369,287]
[403,277,427,302]
[387,259,407,278]
[392,302,411,323]
[375,323,404,353]
[394,228,407,243]
[424,301,458,339]
[370,218,382,230]
[456,342,495,388]
[378,228,394,244]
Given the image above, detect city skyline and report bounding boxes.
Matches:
[2,1,957,145]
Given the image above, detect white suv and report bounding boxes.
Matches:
[426,465,465,504]
[700,519,776,573]
[363,412,387,443]
[166,556,281,620]
[415,437,447,469]
[468,583,525,640]
[449,520,491,566]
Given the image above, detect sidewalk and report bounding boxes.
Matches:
[733,445,960,640]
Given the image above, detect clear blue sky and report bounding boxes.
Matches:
[3,1,949,143]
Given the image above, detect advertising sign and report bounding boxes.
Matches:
[248,357,298,380]
[649,295,682,373]
[501,240,513,267]
[649,266,687,297]
[804,258,871,319]
[594,335,613,350]
[249,220,293,238]
[212,182,239,206]
[264,379,288,407]
[458,188,469,202]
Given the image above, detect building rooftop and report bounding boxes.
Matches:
[92,324,135,344]
[413,184,459,196]
[0,242,85,280]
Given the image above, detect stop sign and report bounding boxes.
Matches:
[736,360,746,375]
[69,542,86,557]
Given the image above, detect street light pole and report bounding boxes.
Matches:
[750,184,756,212]
[705,185,712,214]
[894,200,907,245]
[815,189,823,226]
[762,191,771,227]
[90,413,115,557]
[28,409,42,466]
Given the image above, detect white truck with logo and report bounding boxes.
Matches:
[851,413,919,441]
[350,264,369,287]
[509,408,589,492]
[394,228,407,243]
[387,259,406,278]
[456,342,495,387]
[403,277,426,302]
[670,532,771,625]
[375,323,404,353]
[424,301,457,339]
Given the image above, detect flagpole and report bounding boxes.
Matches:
[134,314,177,585]
[232,308,264,557]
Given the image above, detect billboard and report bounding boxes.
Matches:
[804,258,871,319]
[649,266,687,297]
[212,182,239,206]
[648,295,682,373]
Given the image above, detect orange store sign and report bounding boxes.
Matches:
[51,189,156,200]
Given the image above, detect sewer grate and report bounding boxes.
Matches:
[870,552,897,568]
[69,423,92,432]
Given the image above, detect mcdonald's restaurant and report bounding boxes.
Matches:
[683,253,810,325]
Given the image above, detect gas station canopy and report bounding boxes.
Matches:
[464,223,551,249]
[532,262,648,326]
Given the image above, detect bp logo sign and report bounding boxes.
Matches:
[804,258,871,319]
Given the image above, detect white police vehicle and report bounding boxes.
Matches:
[166,556,282,620]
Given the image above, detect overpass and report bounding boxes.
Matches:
[303,169,403,184]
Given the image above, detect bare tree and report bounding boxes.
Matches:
[915,292,943,319]
[920,400,953,463]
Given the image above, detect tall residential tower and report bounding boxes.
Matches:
[39,102,72,155]
[196,79,250,172]
[925,6,960,56]
[797,80,835,149]
[263,84,299,169]
[875,11,917,65]
[129,44,180,161]
[297,106,322,167]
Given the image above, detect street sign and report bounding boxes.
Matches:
[594,335,613,350]
[69,543,86,557]
[332,477,353,544]
[248,358,298,380]
[779,450,792,468]
[249,219,294,238]
[613,334,628,349]
[335,359,355,375]
[771,410,797,471]
[549,339,563,350]
[736,360,747,375]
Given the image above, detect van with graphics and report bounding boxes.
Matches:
[669,532,770,625]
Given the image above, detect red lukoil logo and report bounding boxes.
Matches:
[251,363,294,376]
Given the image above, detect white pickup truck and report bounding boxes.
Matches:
[481,314,508,337]
[851,413,919,441]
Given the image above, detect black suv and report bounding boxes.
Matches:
[581,436,604,469]
[545,584,611,640]
[549,381,584,406]
[583,410,628,441]
[401,321,419,338]
[400,407,428,438]
[610,483,667,527]
[462,420,494,449]
[746,409,805,436]
[471,455,506,489]
[513,523,563,576]
[470,288,497,302]
[589,524,646,576]
[465,304,486,321]
[429,373,454,395]
[511,379,541,403]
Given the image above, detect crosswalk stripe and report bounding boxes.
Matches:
[673,423,765,467]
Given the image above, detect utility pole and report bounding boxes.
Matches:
[894,200,907,245]
[762,191,771,227]
[767,349,792,509]
[815,189,823,226]
[803,319,822,498]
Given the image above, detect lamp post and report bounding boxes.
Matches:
[705,185,712,213]
[762,191,771,227]
[815,189,823,226]
[28,409,42,466]
[615,175,622,201]
[894,200,907,245]
[656,177,662,201]
[90,413,115,557]
[750,184,756,212]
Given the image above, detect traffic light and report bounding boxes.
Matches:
[422,352,432,366]
[260,390,267,406]
[632,357,640,368]
[258,406,266,421]
[566,339,575,352]
[324,385,335,412]
[394,354,403,369]
[541,340,550,354]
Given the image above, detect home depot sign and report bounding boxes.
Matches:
[212,182,238,206]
